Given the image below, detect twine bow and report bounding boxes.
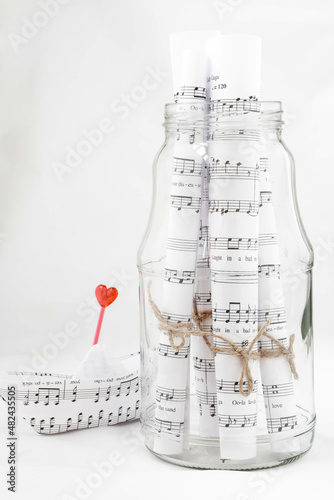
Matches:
[148,282,298,397]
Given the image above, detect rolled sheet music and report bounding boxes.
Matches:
[153,39,216,454]
[206,34,262,459]
[258,156,298,451]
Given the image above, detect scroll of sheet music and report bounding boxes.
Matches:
[151,32,298,458]
[153,39,213,454]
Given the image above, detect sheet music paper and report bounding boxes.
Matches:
[171,31,220,439]
[153,37,218,455]
[258,156,298,451]
[0,351,140,434]
[206,34,262,459]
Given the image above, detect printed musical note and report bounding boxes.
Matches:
[170,195,201,212]
[194,292,212,305]
[262,382,294,398]
[162,312,191,324]
[158,344,189,359]
[23,391,29,406]
[193,357,215,373]
[175,85,206,101]
[209,199,259,216]
[259,157,268,172]
[258,336,288,351]
[209,159,259,182]
[210,236,258,251]
[196,391,217,406]
[267,415,297,433]
[258,307,286,325]
[219,414,257,428]
[258,264,281,277]
[156,386,187,403]
[198,223,209,242]
[94,388,100,403]
[259,190,273,206]
[209,96,260,115]
[212,303,257,324]
[0,355,141,435]
[216,379,258,395]
[33,388,60,406]
[173,157,202,177]
[164,269,195,285]
[71,386,77,403]
[155,418,184,437]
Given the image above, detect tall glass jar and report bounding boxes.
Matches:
[137,101,314,470]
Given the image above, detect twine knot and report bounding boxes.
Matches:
[148,282,298,397]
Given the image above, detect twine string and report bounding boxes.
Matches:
[148,282,298,397]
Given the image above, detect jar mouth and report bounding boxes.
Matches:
[163,101,284,129]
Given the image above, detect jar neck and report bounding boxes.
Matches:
[163,101,284,140]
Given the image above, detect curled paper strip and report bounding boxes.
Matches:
[0,351,140,435]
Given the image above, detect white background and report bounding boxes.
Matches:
[0,0,333,498]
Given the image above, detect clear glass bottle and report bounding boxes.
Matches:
[137,101,314,470]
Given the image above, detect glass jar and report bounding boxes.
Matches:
[137,101,314,470]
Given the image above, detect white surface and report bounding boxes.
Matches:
[0,0,334,498]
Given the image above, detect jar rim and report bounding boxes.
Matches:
[163,100,283,128]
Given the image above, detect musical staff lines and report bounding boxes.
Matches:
[209,96,260,115]
[162,312,191,324]
[262,382,294,398]
[209,199,259,216]
[216,379,258,395]
[259,190,273,206]
[166,237,198,253]
[26,403,140,434]
[212,302,257,324]
[258,337,288,350]
[14,377,139,406]
[209,130,260,142]
[159,344,189,359]
[173,157,203,177]
[175,85,206,101]
[155,418,184,437]
[209,159,260,182]
[193,357,215,373]
[219,414,257,428]
[196,391,217,407]
[164,269,195,285]
[258,264,281,277]
[199,223,209,242]
[211,272,258,286]
[194,292,212,305]
[214,337,256,351]
[258,307,286,325]
[259,233,278,247]
[156,386,187,403]
[210,236,258,251]
[170,195,201,212]
[259,157,268,173]
[266,415,297,433]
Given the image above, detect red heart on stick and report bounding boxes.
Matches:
[95,285,118,308]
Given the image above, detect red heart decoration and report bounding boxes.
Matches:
[95,285,118,308]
